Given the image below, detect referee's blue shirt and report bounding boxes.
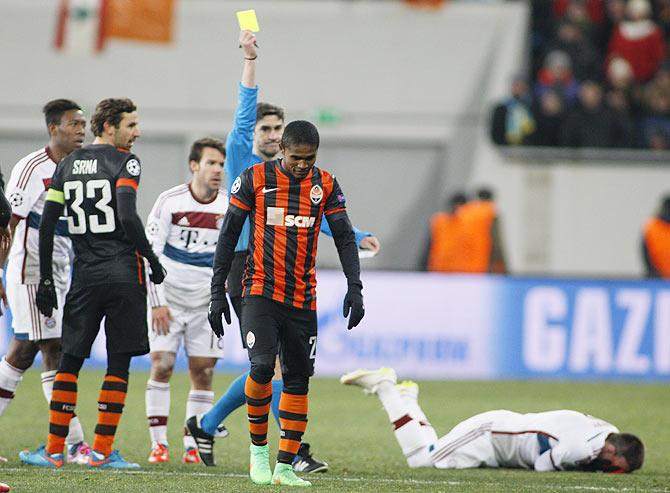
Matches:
[225,83,370,253]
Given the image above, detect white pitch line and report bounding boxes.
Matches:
[1,467,667,492]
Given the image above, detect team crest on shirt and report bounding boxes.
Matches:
[146,221,159,236]
[246,331,256,349]
[8,192,23,208]
[310,185,323,204]
[125,159,141,176]
[45,317,56,329]
[232,176,242,194]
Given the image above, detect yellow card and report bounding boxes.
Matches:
[237,10,260,32]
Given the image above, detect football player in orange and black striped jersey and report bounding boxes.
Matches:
[208,120,364,486]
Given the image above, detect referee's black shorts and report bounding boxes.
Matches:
[62,282,149,358]
[241,295,318,378]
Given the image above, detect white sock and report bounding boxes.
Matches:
[0,357,24,417]
[376,381,432,468]
[146,379,170,447]
[40,370,85,446]
[399,391,438,445]
[184,390,213,449]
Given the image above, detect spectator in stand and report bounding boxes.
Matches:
[490,76,536,146]
[640,60,670,148]
[547,20,602,81]
[561,80,635,147]
[655,0,670,40]
[421,192,467,272]
[607,0,666,82]
[604,56,641,145]
[532,89,565,146]
[642,195,670,277]
[536,50,581,105]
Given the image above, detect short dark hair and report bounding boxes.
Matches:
[256,102,284,123]
[43,99,81,128]
[447,191,467,212]
[477,187,494,201]
[606,433,644,472]
[281,120,320,149]
[189,137,226,163]
[90,98,136,137]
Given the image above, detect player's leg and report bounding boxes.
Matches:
[341,368,434,468]
[396,380,438,446]
[271,306,317,487]
[146,350,176,462]
[243,296,280,485]
[88,282,149,469]
[145,306,181,463]
[1,282,42,415]
[0,338,38,415]
[19,283,104,468]
[182,356,216,463]
[37,337,89,464]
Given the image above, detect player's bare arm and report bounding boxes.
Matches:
[240,30,257,89]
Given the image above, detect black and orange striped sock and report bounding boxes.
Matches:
[92,374,128,458]
[277,392,308,464]
[245,375,272,446]
[46,372,78,455]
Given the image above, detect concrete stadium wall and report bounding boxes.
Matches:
[8,0,661,277]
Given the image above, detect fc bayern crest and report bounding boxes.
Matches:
[126,159,141,176]
[310,185,323,204]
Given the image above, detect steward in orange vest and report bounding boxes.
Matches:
[642,196,670,278]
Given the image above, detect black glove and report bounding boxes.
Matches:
[208,296,231,338]
[343,283,364,330]
[149,258,166,284]
[36,278,58,318]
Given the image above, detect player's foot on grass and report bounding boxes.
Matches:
[214,424,229,438]
[273,462,312,487]
[67,441,92,465]
[0,455,7,463]
[292,443,328,473]
[182,447,201,464]
[249,444,272,485]
[396,380,419,400]
[148,443,169,463]
[18,445,63,468]
[88,450,140,469]
[340,367,397,394]
[186,415,215,466]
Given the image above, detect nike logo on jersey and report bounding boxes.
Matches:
[262,187,279,194]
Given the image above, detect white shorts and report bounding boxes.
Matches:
[148,306,224,358]
[430,410,505,469]
[7,282,64,341]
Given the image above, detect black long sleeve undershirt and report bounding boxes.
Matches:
[326,211,362,289]
[38,199,63,280]
[116,188,159,264]
[211,207,248,299]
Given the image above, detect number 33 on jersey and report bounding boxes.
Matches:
[46,144,146,285]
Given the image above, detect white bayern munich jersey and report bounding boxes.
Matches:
[488,410,619,471]
[146,183,229,310]
[5,147,71,286]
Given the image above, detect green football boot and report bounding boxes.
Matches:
[249,444,272,485]
[272,462,312,487]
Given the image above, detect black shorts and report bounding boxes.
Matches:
[62,282,149,358]
[241,295,318,377]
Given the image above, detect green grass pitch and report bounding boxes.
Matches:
[0,369,668,492]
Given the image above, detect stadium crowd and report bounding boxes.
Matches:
[491,0,670,149]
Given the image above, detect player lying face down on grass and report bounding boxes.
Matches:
[341,368,644,474]
[207,120,364,486]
